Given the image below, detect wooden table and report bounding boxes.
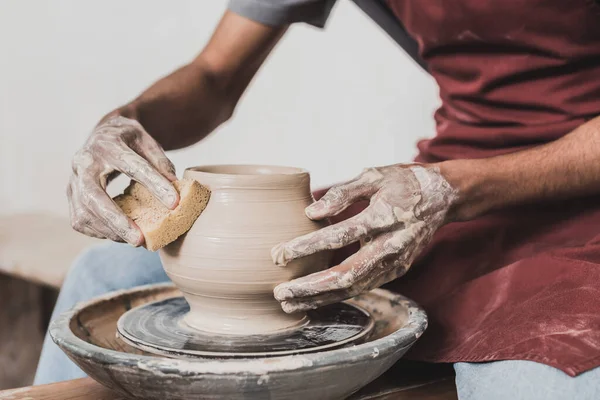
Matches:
[0,361,457,399]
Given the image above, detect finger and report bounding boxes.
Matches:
[278,258,407,313]
[83,218,125,242]
[70,206,112,240]
[124,120,177,182]
[281,291,352,313]
[277,261,390,313]
[271,204,396,266]
[68,181,107,239]
[78,177,144,246]
[367,259,408,290]
[136,137,177,182]
[73,223,106,239]
[110,145,179,209]
[277,246,410,314]
[78,221,127,242]
[305,173,378,220]
[274,232,393,299]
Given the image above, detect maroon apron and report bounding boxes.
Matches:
[320,0,600,376]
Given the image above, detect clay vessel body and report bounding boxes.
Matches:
[159,165,329,335]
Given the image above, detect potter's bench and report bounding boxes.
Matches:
[0,361,457,399]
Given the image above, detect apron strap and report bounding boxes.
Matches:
[351,0,428,72]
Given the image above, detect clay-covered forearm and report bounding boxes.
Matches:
[101,11,286,151]
[440,115,600,221]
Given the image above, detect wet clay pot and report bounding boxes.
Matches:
[159,165,330,335]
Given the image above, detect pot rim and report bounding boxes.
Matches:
[186,164,309,177]
[184,164,311,189]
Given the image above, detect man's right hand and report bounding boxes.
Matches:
[67,11,287,244]
[67,116,179,245]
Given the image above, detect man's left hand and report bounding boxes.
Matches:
[271,163,458,313]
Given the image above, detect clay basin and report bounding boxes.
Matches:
[50,283,427,400]
[159,165,331,335]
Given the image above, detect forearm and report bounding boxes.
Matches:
[103,63,232,151]
[101,11,286,151]
[441,115,600,221]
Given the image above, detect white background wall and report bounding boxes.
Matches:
[0,0,438,217]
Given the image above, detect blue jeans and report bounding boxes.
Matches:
[35,243,600,399]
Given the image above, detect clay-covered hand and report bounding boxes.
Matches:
[272,164,458,313]
[67,116,179,245]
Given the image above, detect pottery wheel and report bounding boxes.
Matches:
[117,296,374,358]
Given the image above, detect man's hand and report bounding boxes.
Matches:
[67,11,286,244]
[272,112,600,313]
[272,164,458,313]
[68,116,178,245]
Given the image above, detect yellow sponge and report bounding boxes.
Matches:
[114,179,210,251]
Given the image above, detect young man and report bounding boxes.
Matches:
[37,1,600,398]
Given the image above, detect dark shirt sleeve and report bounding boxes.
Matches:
[228,0,337,28]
